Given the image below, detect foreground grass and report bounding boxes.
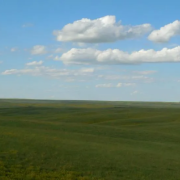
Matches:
[0,99,180,179]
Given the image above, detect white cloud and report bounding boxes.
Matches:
[53,15,152,43]
[148,20,180,43]
[2,63,154,85]
[117,82,136,87]
[26,61,43,66]
[31,45,47,55]
[11,47,18,52]
[60,46,180,65]
[96,83,113,88]
[0,61,3,64]
[2,66,95,81]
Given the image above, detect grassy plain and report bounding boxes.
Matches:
[0,99,180,180]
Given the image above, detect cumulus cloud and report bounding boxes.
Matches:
[148,20,180,43]
[59,46,180,65]
[53,15,152,43]
[31,45,47,55]
[26,61,43,66]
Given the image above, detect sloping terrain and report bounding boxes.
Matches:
[0,99,180,179]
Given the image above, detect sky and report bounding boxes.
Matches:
[1,0,180,101]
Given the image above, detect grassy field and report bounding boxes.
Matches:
[0,99,180,180]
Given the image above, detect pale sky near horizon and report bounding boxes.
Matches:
[1,0,180,101]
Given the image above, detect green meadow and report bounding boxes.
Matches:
[0,99,180,180]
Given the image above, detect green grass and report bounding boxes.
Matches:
[0,99,180,179]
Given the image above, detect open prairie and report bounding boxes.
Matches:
[0,99,180,180]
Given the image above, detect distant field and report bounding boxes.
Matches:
[0,99,180,180]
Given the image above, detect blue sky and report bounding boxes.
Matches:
[1,0,180,101]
